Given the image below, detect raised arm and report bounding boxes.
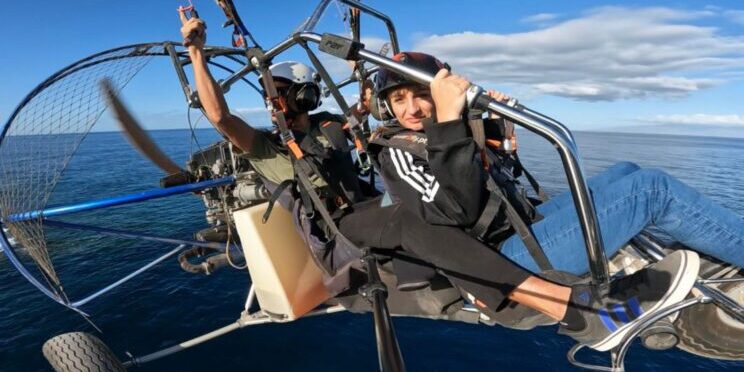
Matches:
[179,11,258,153]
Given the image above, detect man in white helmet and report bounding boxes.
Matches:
[180,14,374,292]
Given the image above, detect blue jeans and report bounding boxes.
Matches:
[500,162,744,275]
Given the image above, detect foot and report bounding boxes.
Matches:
[559,250,699,351]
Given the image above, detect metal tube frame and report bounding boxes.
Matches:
[13,1,737,370]
[633,234,744,323]
[336,0,400,55]
[222,29,609,288]
[6,176,235,222]
[0,42,247,313]
[72,244,188,307]
[562,233,744,371]
[124,305,348,367]
[567,297,708,372]
[43,220,241,253]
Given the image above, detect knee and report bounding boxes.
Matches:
[636,168,675,189]
[613,161,641,174]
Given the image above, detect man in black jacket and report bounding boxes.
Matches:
[366,51,700,351]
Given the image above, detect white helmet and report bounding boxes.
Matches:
[260,61,320,85]
[259,61,322,113]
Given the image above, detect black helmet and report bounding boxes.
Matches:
[371,52,447,121]
[374,52,447,99]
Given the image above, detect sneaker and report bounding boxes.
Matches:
[559,250,699,351]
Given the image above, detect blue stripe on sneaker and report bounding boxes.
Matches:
[627,297,643,318]
[598,308,619,332]
[612,303,630,324]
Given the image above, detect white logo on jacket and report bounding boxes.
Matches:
[388,148,440,202]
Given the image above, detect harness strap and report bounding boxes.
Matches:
[293,158,342,237]
[485,177,553,271]
[300,42,372,172]
[262,179,296,223]
[469,192,502,240]
[297,130,352,210]
[514,153,548,203]
[467,109,486,150]
[468,110,552,271]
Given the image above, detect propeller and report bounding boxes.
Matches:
[100,79,183,175]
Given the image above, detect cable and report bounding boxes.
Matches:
[218,185,247,270]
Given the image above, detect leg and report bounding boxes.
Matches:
[340,203,538,312]
[501,168,744,274]
[537,161,641,216]
[340,198,699,351]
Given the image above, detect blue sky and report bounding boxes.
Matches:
[2,0,744,135]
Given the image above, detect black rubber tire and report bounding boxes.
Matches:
[42,332,126,372]
[676,280,744,361]
[673,251,744,360]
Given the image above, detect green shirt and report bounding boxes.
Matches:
[245,116,339,188]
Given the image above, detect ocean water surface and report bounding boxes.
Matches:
[1,129,743,371]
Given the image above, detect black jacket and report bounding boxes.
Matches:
[374,118,487,227]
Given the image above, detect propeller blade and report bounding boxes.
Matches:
[100,79,183,175]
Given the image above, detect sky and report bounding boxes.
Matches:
[2,0,744,136]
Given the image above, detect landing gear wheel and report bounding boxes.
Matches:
[676,280,744,360]
[42,332,126,372]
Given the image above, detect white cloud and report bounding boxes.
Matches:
[641,113,744,126]
[725,10,744,25]
[521,13,560,24]
[413,6,744,101]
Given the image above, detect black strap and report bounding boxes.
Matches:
[514,153,548,202]
[300,43,371,162]
[470,192,501,240]
[467,109,486,150]
[262,179,295,223]
[293,158,341,234]
[485,177,553,271]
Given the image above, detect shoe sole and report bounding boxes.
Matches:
[589,250,700,352]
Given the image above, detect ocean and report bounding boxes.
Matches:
[1,129,743,371]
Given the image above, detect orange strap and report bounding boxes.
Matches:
[480,149,489,170]
[486,137,518,152]
[287,139,304,159]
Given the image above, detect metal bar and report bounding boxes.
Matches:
[633,234,744,323]
[42,220,240,252]
[207,61,263,95]
[566,298,705,372]
[333,65,380,91]
[6,176,235,222]
[244,285,256,312]
[301,42,353,115]
[219,63,255,92]
[362,253,405,372]
[693,280,744,323]
[337,0,400,54]
[521,106,577,146]
[125,305,347,367]
[125,320,245,366]
[294,0,333,33]
[0,226,69,306]
[72,244,188,307]
[613,297,707,371]
[698,277,744,284]
[165,43,196,107]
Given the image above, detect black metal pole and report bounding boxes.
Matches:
[361,251,406,372]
